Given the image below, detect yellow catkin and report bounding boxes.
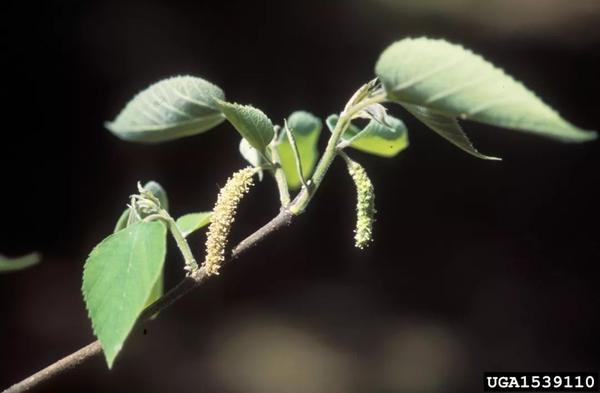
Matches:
[203,167,256,275]
[347,160,376,249]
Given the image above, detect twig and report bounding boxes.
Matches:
[3,210,294,393]
[3,342,103,393]
[4,86,384,393]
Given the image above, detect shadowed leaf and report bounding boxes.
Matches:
[106,76,225,143]
[0,252,41,273]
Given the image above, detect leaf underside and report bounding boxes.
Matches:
[402,103,500,160]
[277,111,322,189]
[106,75,226,143]
[82,221,167,368]
[375,37,597,144]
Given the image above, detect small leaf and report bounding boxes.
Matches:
[83,221,167,368]
[327,114,409,158]
[403,104,500,160]
[239,138,265,180]
[217,100,274,152]
[277,111,322,189]
[375,37,597,143]
[0,252,41,273]
[113,181,169,233]
[176,212,213,238]
[141,181,169,210]
[106,76,226,143]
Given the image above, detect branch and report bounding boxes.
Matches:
[3,210,294,393]
[4,85,384,393]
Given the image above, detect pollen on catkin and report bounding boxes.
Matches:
[203,167,256,276]
[346,159,376,249]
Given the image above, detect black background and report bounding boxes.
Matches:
[2,1,599,392]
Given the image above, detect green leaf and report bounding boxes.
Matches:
[0,252,41,273]
[83,221,167,368]
[145,274,163,315]
[277,111,322,189]
[175,212,213,238]
[326,114,409,157]
[403,104,500,160]
[106,76,226,143]
[113,209,131,233]
[375,37,597,143]
[113,181,169,317]
[217,100,274,152]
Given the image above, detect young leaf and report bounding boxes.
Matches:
[375,37,597,143]
[106,76,226,143]
[403,104,500,160]
[277,111,322,189]
[239,138,265,180]
[141,181,169,210]
[327,114,409,158]
[0,252,41,273]
[113,180,169,232]
[82,221,167,368]
[175,212,213,238]
[217,101,274,152]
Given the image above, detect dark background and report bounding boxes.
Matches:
[2,1,599,392]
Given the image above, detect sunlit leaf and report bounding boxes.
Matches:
[113,181,169,314]
[106,76,226,143]
[82,221,167,368]
[327,114,409,158]
[376,37,597,143]
[175,212,213,238]
[277,111,322,189]
[0,252,41,273]
[217,101,274,152]
[239,138,265,180]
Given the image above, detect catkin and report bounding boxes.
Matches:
[203,167,256,275]
[346,159,376,249]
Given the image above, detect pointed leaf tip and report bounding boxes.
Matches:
[217,100,274,152]
[82,221,167,367]
[376,37,596,144]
